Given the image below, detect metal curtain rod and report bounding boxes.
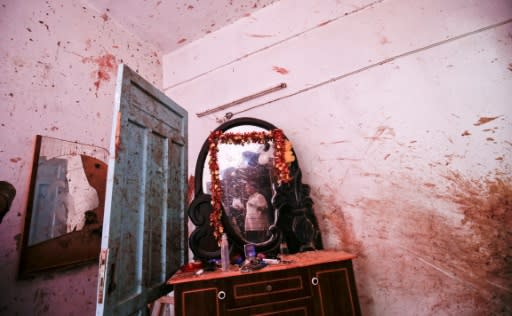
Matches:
[196,82,287,117]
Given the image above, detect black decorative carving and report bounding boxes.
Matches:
[188,117,322,261]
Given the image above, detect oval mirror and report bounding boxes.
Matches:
[188,118,323,261]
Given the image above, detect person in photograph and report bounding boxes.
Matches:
[243,172,271,243]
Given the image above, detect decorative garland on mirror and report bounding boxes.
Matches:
[207,128,295,244]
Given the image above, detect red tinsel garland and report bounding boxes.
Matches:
[208,129,292,245]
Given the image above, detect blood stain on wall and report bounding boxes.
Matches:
[311,183,372,308]
[377,171,512,312]
[38,20,50,32]
[380,36,391,44]
[177,38,187,44]
[440,171,512,312]
[311,184,363,254]
[272,66,289,74]
[346,161,512,313]
[473,116,500,126]
[82,53,118,94]
[365,126,395,142]
[10,157,22,163]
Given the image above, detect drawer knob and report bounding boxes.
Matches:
[265,284,272,292]
[217,291,226,300]
[311,277,319,286]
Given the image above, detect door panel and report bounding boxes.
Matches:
[97,64,188,315]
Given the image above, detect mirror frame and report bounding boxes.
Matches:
[188,117,323,261]
[18,135,106,279]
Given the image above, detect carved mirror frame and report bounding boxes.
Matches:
[188,117,323,261]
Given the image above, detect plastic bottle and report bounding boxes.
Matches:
[220,233,230,271]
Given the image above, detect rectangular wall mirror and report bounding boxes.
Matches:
[19,135,108,278]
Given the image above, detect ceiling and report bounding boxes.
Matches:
[84,0,280,54]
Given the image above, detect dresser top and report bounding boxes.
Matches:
[168,250,356,285]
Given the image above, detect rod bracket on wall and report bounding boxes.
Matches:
[196,82,287,118]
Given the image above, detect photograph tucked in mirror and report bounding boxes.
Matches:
[203,125,275,244]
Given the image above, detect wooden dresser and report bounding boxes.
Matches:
[168,250,361,316]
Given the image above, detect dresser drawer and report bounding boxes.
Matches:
[227,297,312,316]
[226,268,310,308]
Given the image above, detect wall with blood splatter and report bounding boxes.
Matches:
[163,0,512,314]
[0,0,161,314]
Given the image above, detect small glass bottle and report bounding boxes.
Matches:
[280,241,289,256]
[220,233,230,271]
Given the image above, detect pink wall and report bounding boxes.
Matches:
[0,0,162,314]
[163,0,512,314]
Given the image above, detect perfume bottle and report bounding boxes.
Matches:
[220,233,230,271]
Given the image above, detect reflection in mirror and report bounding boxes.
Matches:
[203,125,275,244]
[28,136,107,245]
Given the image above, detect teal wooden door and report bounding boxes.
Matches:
[96,65,188,315]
